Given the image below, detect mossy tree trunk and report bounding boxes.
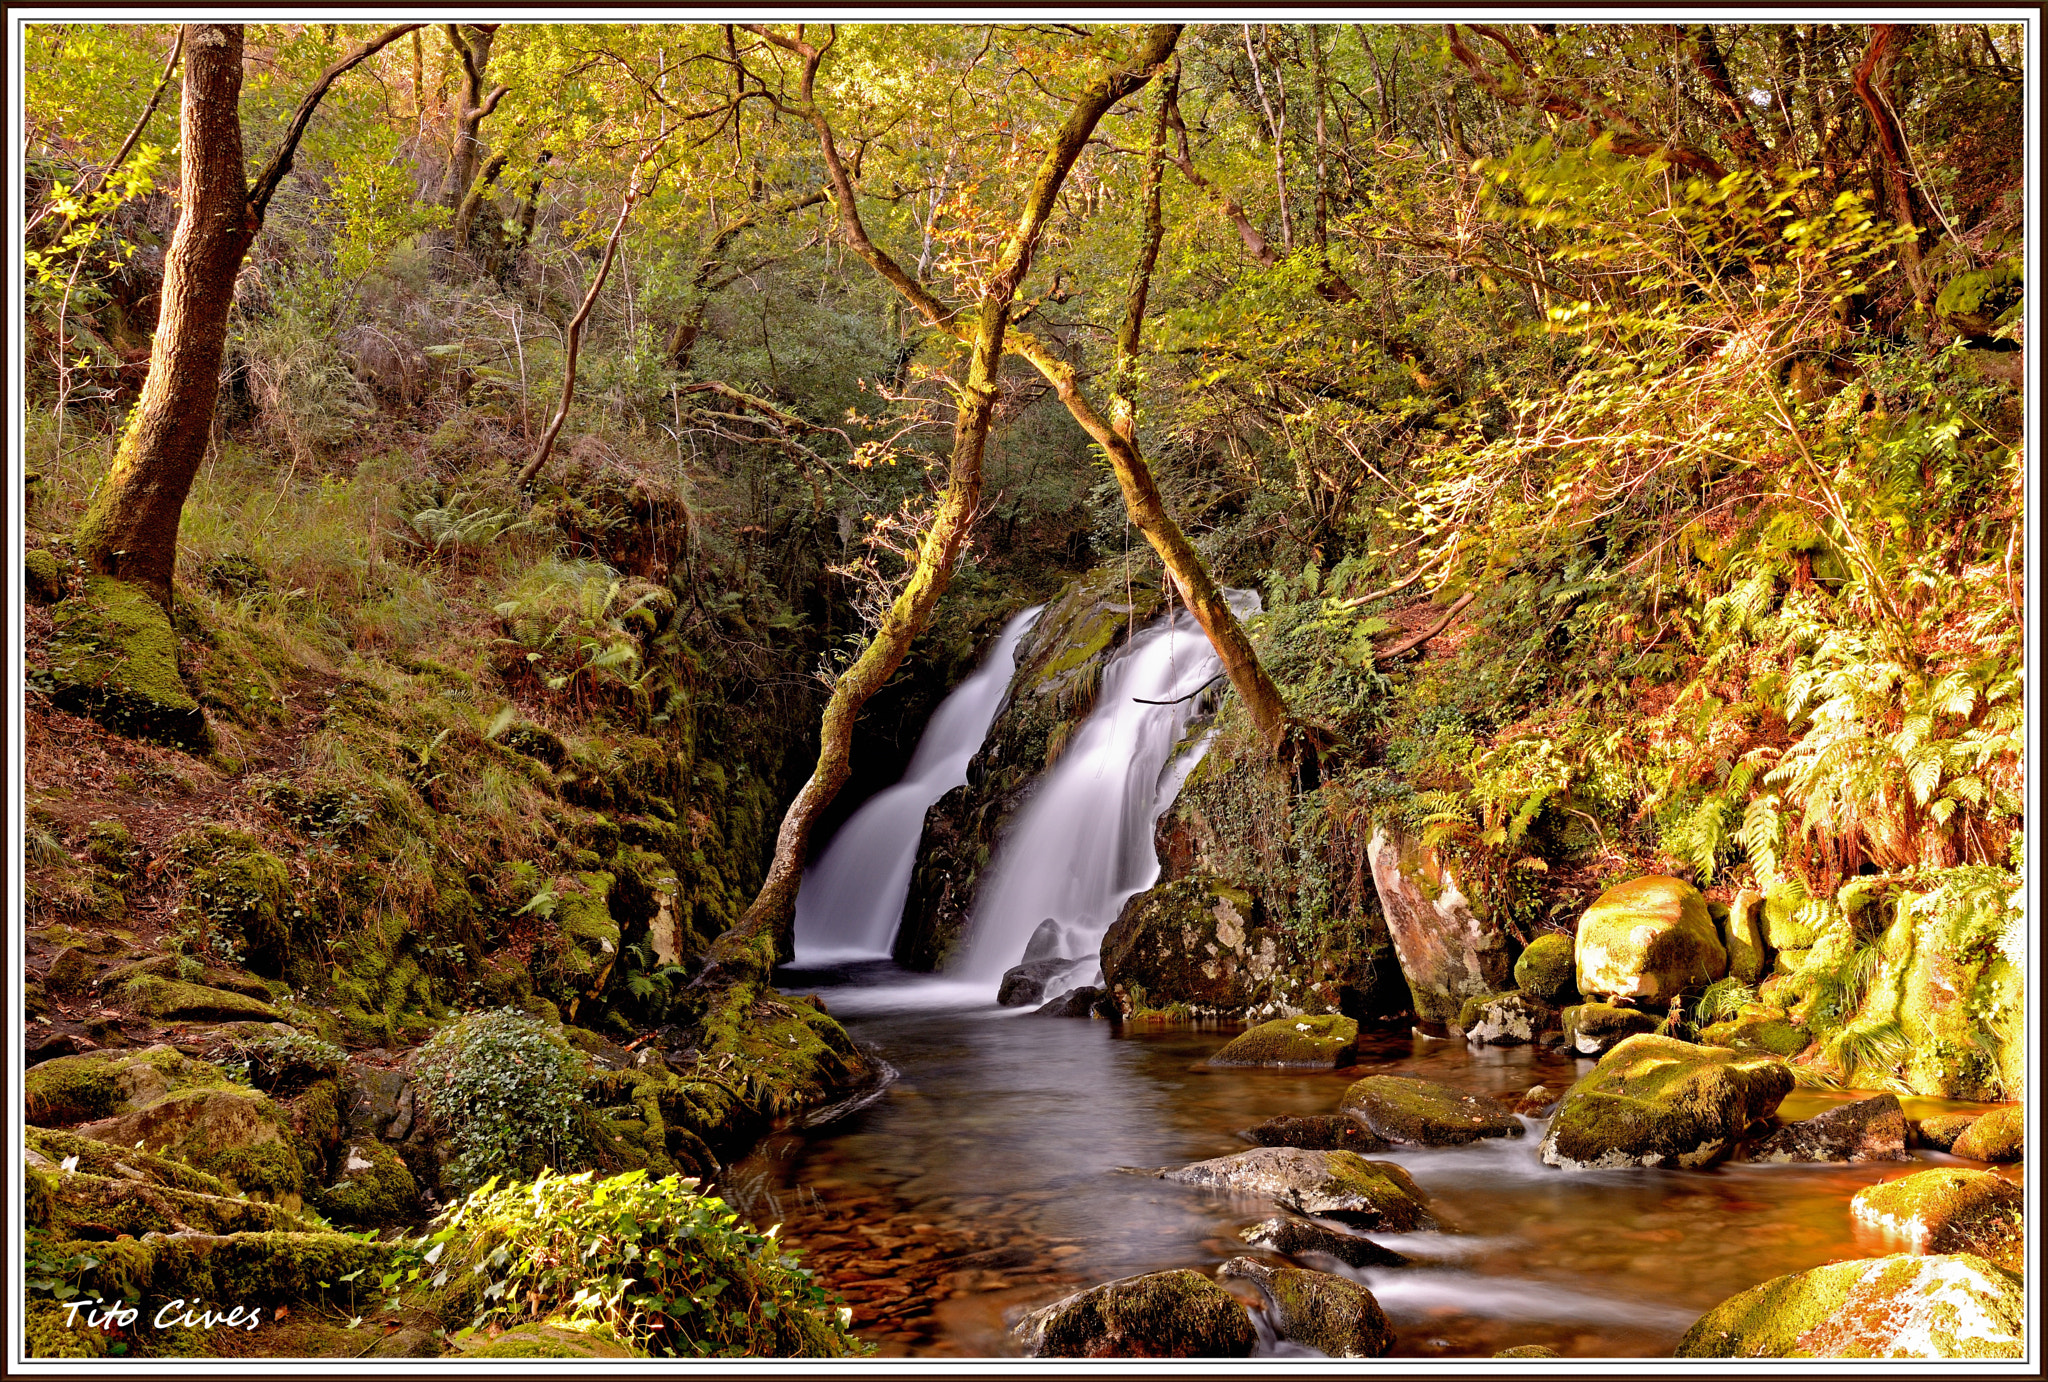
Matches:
[700,23,1184,975]
[74,22,422,610]
[439,23,509,252]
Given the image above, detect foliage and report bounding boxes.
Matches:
[412,1009,592,1194]
[415,1168,863,1357]
[213,1029,348,1094]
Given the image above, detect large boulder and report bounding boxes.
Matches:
[311,1138,420,1228]
[1218,1257,1393,1358]
[1366,825,1516,1027]
[1951,1105,2024,1163]
[1013,1269,1255,1358]
[44,575,212,750]
[1723,888,1768,983]
[1239,1115,1387,1154]
[1155,1147,1434,1230]
[1511,932,1576,1003]
[1340,1074,1521,1146]
[1208,1014,1358,1068]
[1458,991,1557,1046]
[1100,875,1285,1012]
[74,1085,311,1208]
[1575,876,1726,1002]
[1560,1001,1660,1055]
[1851,1169,2024,1272]
[24,1045,211,1126]
[1913,1112,1978,1152]
[1749,1093,1911,1164]
[1538,1034,1793,1170]
[1239,1216,1409,1269]
[1676,1254,2024,1359]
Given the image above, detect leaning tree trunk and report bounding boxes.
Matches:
[74,24,253,609]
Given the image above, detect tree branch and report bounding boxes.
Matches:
[248,23,425,222]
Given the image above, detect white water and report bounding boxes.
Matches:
[958,591,1260,990]
[791,606,1043,966]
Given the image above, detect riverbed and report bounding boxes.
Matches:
[726,961,2000,1358]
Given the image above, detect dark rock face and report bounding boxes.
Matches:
[1749,1093,1912,1164]
[1028,985,1108,1019]
[997,957,1077,1007]
[1239,1115,1388,1154]
[1340,1075,1522,1146]
[1219,1256,1393,1358]
[1239,1215,1409,1268]
[1101,875,1284,1012]
[1012,1269,1255,1358]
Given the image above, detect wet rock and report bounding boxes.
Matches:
[1238,1115,1388,1154]
[1013,1268,1256,1358]
[1852,1169,2024,1272]
[1366,824,1515,1027]
[1511,932,1576,1004]
[1951,1105,2023,1163]
[1749,1092,1910,1162]
[1539,1034,1793,1170]
[1723,888,1768,983]
[1495,1344,1563,1357]
[1458,991,1556,1046]
[1021,918,1070,964]
[44,946,96,998]
[1340,1074,1521,1146]
[1156,1148,1434,1230]
[1676,1253,2024,1358]
[1028,985,1106,1018]
[1560,1001,1660,1056]
[1100,874,1285,1011]
[1575,876,1726,1002]
[997,957,1073,1007]
[1514,1085,1557,1117]
[1913,1112,1978,1152]
[1239,1215,1409,1268]
[1208,1014,1358,1068]
[1219,1256,1392,1357]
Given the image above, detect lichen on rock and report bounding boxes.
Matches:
[1676,1253,2024,1358]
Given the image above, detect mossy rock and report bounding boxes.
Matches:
[44,946,96,998]
[1749,1093,1910,1164]
[1575,876,1726,1002]
[1340,1074,1521,1146]
[1157,1147,1435,1230]
[32,1167,305,1238]
[24,1045,221,1127]
[1676,1253,2024,1358]
[1950,1105,2023,1163]
[1208,1014,1358,1069]
[1014,1269,1255,1358]
[177,828,297,978]
[25,547,66,604]
[1698,1011,1809,1058]
[1218,1257,1392,1358]
[24,1299,110,1358]
[74,1085,308,1206]
[1851,1168,2023,1272]
[1761,883,1819,949]
[1538,1033,1793,1170]
[1723,888,1768,983]
[26,1125,228,1195]
[1459,991,1557,1046]
[84,1230,392,1307]
[460,1325,642,1359]
[121,974,285,1023]
[312,1137,421,1228]
[45,575,212,751]
[1238,1215,1409,1269]
[1100,874,1286,1013]
[1511,932,1577,1004]
[1560,1001,1660,1056]
[1913,1112,1980,1152]
[1238,1114,1387,1154]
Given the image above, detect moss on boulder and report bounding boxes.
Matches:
[26,1126,229,1195]
[1459,991,1557,1046]
[1852,1168,2024,1272]
[1014,1269,1255,1358]
[74,1085,309,1208]
[121,974,286,1022]
[1761,883,1820,949]
[1157,1147,1435,1230]
[25,547,67,604]
[1951,1105,2023,1163]
[1208,1014,1358,1068]
[312,1137,421,1228]
[1218,1256,1392,1357]
[1539,1034,1793,1170]
[1698,1009,1809,1058]
[1511,932,1576,1004]
[1560,1001,1660,1056]
[1575,876,1726,1003]
[177,828,297,978]
[459,1325,642,1359]
[1101,874,1288,1013]
[1676,1253,2024,1358]
[32,1168,305,1238]
[1238,1115,1387,1154]
[1914,1112,1979,1152]
[25,1045,220,1127]
[45,575,212,751]
[1340,1074,1522,1146]
[1723,888,1768,983]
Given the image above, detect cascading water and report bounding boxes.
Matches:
[959,591,1260,996]
[791,606,1043,966]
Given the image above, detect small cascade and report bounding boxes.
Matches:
[959,591,1260,998]
[791,606,1042,966]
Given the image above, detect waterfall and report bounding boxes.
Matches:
[958,591,1260,993]
[791,606,1043,966]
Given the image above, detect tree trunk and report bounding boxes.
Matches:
[1109,67,1175,444]
[701,22,1183,975]
[75,24,252,609]
[1851,23,1938,298]
[439,23,507,254]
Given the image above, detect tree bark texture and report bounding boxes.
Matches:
[702,22,1184,975]
[74,24,253,608]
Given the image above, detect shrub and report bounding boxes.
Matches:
[420,1168,862,1358]
[213,1029,347,1094]
[412,1008,590,1193]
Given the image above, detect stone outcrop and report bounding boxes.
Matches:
[1366,824,1515,1027]
[1341,1074,1522,1146]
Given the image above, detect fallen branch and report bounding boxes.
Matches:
[1373,590,1476,665]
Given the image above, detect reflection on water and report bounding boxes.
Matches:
[728,962,1988,1359]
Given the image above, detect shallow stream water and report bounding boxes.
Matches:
[726,963,2006,1359]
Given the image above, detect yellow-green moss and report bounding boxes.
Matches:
[1677,1254,2024,1358]
[43,575,212,751]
